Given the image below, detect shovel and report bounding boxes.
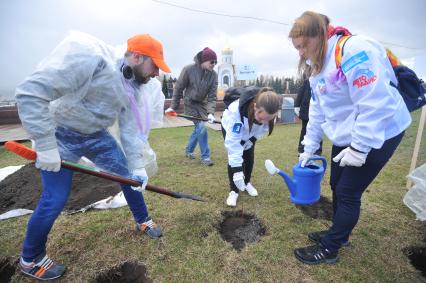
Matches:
[4,141,206,202]
[165,110,221,124]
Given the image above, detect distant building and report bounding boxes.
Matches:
[217,46,235,89]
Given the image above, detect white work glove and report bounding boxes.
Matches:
[299,151,314,168]
[232,171,246,191]
[333,147,368,167]
[207,113,216,124]
[165,107,175,113]
[35,148,61,172]
[131,168,149,192]
[243,140,253,150]
[294,107,300,117]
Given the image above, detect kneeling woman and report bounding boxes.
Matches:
[221,86,280,206]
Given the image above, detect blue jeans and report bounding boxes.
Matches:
[22,127,149,261]
[320,132,404,252]
[186,121,210,160]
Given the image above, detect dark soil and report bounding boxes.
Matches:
[0,257,17,283]
[0,164,122,214]
[218,210,266,251]
[91,261,151,283]
[403,238,426,278]
[295,196,333,220]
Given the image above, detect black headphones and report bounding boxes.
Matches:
[120,64,134,80]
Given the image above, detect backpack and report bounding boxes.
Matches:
[223,86,259,108]
[223,86,260,122]
[335,35,426,112]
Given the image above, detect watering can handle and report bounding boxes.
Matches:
[306,156,327,172]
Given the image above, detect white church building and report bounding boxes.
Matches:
[217,46,235,89]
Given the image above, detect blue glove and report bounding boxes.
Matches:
[131,168,148,192]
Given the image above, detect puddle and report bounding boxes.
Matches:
[295,196,333,220]
[0,257,16,283]
[218,210,266,251]
[403,240,426,278]
[91,261,150,283]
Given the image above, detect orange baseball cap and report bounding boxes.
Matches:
[127,34,171,73]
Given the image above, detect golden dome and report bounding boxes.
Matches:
[222,46,233,54]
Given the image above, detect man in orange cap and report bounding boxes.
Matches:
[15,31,170,280]
[125,34,171,84]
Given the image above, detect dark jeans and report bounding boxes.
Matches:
[221,126,255,193]
[321,131,405,252]
[298,119,322,155]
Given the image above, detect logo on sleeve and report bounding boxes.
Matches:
[232,123,242,133]
[342,51,369,73]
[352,68,377,88]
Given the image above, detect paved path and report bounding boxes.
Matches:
[0,112,223,143]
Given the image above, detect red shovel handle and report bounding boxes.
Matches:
[4,141,205,202]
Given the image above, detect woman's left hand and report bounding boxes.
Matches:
[333,147,367,167]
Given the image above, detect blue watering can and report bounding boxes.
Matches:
[265,157,327,205]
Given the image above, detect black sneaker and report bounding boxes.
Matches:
[294,243,338,265]
[308,230,350,247]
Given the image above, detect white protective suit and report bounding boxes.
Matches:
[304,34,412,154]
[15,31,149,171]
[108,77,165,176]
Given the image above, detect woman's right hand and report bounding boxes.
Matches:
[232,171,246,191]
[299,151,314,167]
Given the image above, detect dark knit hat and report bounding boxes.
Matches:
[200,47,217,63]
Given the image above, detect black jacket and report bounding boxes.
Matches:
[294,79,311,121]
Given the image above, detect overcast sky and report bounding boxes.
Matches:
[1,0,426,98]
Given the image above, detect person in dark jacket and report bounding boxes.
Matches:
[165,47,218,166]
[294,76,322,155]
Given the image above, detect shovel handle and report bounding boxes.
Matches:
[4,141,206,201]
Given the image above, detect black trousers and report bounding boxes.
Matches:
[298,119,322,155]
[221,126,255,193]
[321,131,405,252]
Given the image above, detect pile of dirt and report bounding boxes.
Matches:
[0,164,122,214]
[295,196,333,220]
[91,261,150,283]
[218,210,266,251]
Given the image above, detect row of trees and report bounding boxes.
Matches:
[160,74,303,98]
[254,75,302,94]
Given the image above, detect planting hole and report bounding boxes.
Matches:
[218,210,266,251]
[295,196,333,220]
[92,261,150,283]
[0,257,16,283]
[403,240,426,278]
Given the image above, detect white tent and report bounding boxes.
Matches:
[402,54,426,188]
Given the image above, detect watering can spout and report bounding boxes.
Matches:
[278,171,296,197]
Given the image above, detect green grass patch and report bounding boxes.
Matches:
[0,111,425,282]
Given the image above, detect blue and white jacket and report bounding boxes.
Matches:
[304,34,411,153]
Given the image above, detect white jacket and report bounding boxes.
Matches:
[15,31,145,170]
[304,34,411,153]
[221,100,269,167]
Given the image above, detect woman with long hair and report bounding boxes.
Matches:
[289,11,411,264]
